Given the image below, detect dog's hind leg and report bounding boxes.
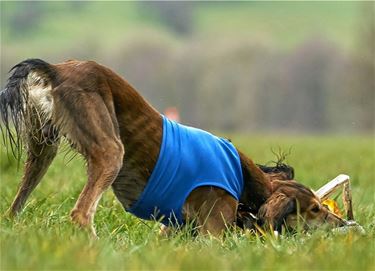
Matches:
[8,124,59,216]
[52,86,124,237]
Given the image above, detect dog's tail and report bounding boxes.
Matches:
[0,59,58,160]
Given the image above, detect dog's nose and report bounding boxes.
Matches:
[325,211,346,227]
[337,217,348,227]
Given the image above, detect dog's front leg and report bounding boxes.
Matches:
[184,187,238,237]
[159,224,173,237]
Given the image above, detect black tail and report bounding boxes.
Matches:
[0,59,57,161]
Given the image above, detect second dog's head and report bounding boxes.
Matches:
[257,179,346,232]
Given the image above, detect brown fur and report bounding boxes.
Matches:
[2,59,345,237]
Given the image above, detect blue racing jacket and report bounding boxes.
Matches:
[127,115,243,225]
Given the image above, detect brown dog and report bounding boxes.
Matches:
[0,59,345,237]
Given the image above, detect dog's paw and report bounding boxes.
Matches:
[70,209,98,238]
[4,209,17,220]
[70,209,90,226]
[159,224,173,237]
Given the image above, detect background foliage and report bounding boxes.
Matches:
[1,1,374,132]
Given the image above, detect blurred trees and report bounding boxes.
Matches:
[1,2,373,133]
[139,2,194,35]
[275,39,336,131]
[99,35,372,133]
[6,1,45,37]
[2,1,88,37]
[352,2,374,132]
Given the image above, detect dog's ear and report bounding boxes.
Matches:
[257,192,296,232]
[257,163,295,181]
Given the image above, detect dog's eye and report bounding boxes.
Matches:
[311,206,320,213]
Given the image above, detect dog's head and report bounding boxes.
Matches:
[257,180,346,232]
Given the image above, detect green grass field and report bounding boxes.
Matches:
[1,135,374,270]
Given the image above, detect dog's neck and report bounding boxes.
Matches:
[238,150,272,211]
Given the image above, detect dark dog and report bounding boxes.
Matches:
[0,59,345,237]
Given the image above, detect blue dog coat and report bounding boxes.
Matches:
[127,116,243,225]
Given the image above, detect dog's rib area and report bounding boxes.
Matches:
[94,67,164,209]
[112,113,162,208]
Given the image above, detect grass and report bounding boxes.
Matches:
[1,134,374,270]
